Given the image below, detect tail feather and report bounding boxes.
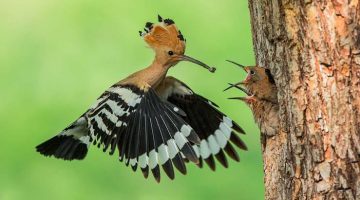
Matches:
[36,116,90,160]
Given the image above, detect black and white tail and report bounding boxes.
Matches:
[36,116,90,160]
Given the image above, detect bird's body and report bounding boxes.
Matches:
[36,16,246,182]
[225,61,279,137]
[246,100,279,137]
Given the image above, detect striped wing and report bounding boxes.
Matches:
[86,84,200,182]
[158,77,247,170]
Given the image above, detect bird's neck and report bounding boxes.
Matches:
[143,60,170,87]
[122,59,170,89]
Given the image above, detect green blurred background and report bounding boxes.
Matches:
[0,0,263,199]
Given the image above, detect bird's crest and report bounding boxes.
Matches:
[140,15,186,54]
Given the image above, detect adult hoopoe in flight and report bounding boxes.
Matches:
[36,16,247,182]
[224,60,279,137]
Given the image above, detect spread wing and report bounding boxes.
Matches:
[156,76,247,171]
[86,84,201,182]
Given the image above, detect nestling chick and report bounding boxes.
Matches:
[224,60,279,137]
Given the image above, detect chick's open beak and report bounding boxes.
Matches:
[226,60,249,72]
[224,83,254,103]
[228,96,257,104]
[223,82,249,92]
[225,60,257,103]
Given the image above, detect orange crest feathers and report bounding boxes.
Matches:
[139,15,186,54]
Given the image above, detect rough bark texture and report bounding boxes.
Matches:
[248,1,360,199]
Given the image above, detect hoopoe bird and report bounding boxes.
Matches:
[224,60,279,136]
[36,16,247,182]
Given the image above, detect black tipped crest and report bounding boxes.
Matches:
[164,18,175,25]
[145,22,153,30]
[178,30,185,41]
[142,15,186,44]
[158,15,163,22]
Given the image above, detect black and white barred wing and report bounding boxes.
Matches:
[36,115,90,161]
[86,84,200,182]
[162,77,247,170]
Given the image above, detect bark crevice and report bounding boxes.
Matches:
[248,0,360,199]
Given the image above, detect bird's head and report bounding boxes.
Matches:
[224,60,277,103]
[140,15,216,72]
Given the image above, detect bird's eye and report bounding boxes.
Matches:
[168,51,174,56]
[250,70,255,75]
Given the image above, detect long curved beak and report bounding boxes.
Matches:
[180,55,216,73]
[224,83,252,102]
[226,60,248,72]
[223,82,249,93]
[228,96,257,104]
[228,97,248,101]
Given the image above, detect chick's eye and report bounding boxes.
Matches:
[168,51,174,56]
[250,70,255,75]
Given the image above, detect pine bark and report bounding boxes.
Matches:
[248,1,360,199]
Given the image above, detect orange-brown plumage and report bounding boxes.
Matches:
[121,16,214,91]
[226,60,279,136]
[36,16,245,183]
[225,61,277,104]
[144,23,185,55]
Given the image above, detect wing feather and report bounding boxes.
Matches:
[86,83,204,182]
[156,77,247,170]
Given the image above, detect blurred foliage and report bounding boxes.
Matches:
[0,0,263,199]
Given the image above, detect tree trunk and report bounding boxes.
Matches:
[248,1,360,199]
